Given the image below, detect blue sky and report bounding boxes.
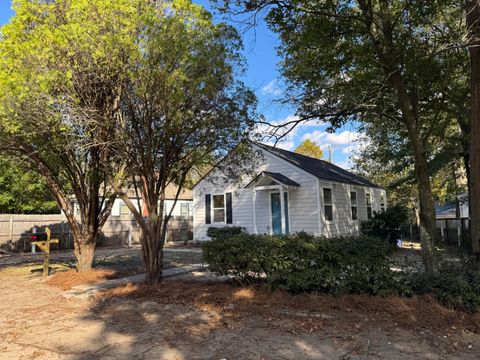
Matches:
[0,1,359,167]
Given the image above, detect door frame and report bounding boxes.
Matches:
[269,191,290,235]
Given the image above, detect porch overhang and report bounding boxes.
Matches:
[245,171,300,191]
[246,172,298,235]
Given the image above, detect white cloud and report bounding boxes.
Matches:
[261,79,282,96]
[335,159,353,170]
[302,130,360,154]
[302,130,360,147]
[263,140,295,151]
[254,114,326,142]
[302,129,361,162]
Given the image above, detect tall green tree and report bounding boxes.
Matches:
[294,139,324,159]
[217,0,467,273]
[114,0,257,284]
[0,156,58,214]
[466,0,480,260]
[0,0,136,270]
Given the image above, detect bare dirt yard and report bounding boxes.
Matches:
[0,248,479,359]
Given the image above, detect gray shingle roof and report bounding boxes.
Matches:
[255,142,382,189]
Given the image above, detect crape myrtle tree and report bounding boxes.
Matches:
[0,0,138,271]
[115,0,257,285]
[216,0,466,273]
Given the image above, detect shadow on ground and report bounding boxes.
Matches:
[61,278,480,360]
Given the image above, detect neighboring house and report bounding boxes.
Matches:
[192,142,386,241]
[73,185,193,218]
[435,192,469,219]
[435,193,469,245]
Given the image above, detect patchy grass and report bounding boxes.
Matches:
[0,248,202,280]
[91,250,202,276]
[98,280,480,335]
[0,262,71,276]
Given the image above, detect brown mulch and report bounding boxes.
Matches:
[98,281,480,335]
[46,268,117,290]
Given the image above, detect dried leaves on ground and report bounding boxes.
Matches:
[46,269,117,290]
[98,280,480,335]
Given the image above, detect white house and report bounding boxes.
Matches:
[192,142,386,241]
[73,185,193,218]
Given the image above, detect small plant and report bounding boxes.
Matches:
[206,226,245,240]
[411,257,480,313]
[360,204,410,244]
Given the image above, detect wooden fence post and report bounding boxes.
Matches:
[8,215,13,242]
[60,221,64,250]
[31,227,36,253]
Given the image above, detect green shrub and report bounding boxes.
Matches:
[360,204,409,244]
[411,257,480,313]
[203,231,480,312]
[203,232,398,295]
[206,226,245,240]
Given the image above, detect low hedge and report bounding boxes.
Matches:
[412,258,480,313]
[203,232,398,295]
[203,232,480,312]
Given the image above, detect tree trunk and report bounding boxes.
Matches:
[467,0,480,260]
[142,234,164,285]
[74,239,96,272]
[469,45,480,258]
[409,129,436,274]
[141,216,167,285]
[359,1,436,274]
[389,73,436,274]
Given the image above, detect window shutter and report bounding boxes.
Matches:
[226,192,233,224]
[205,194,211,224]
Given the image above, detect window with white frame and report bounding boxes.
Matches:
[74,203,81,216]
[323,188,333,221]
[366,193,372,219]
[212,195,225,223]
[180,203,190,216]
[350,191,358,220]
[380,195,386,212]
[120,201,132,216]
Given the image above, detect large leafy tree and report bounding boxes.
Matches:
[115,0,257,284]
[294,139,324,159]
[0,156,58,214]
[0,0,137,270]
[217,0,467,273]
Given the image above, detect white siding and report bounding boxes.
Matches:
[193,144,320,241]
[109,198,192,218]
[319,181,386,237]
[164,200,193,217]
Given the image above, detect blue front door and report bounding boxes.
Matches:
[271,192,289,235]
